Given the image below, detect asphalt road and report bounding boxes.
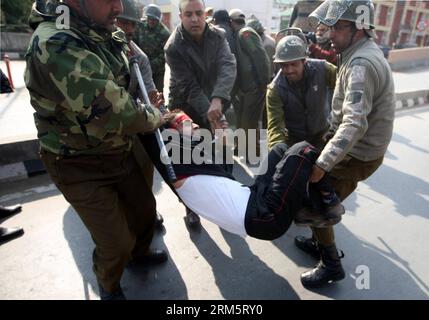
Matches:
[0,105,428,300]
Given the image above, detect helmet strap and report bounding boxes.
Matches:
[347,24,359,49]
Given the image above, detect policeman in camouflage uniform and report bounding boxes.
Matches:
[295,0,395,288]
[25,0,168,300]
[247,17,276,78]
[116,0,165,228]
[116,0,159,103]
[229,9,270,160]
[247,17,276,130]
[133,4,171,92]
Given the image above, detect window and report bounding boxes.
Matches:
[378,5,388,26]
[386,6,393,26]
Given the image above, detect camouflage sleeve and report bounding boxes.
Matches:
[211,36,237,101]
[266,85,287,150]
[316,58,377,172]
[150,27,170,74]
[239,30,270,87]
[28,34,161,136]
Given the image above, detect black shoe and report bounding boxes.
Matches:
[129,249,168,267]
[184,208,200,228]
[0,204,22,219]
[97,283,126,300]
[0,226,24,244]
[301,244,345,288]
[155,211,164,229]
[294,235,320,260]
[294,206,342,228]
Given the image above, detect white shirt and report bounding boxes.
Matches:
[176,175,251,237]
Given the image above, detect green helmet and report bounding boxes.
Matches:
[309,0,375,33]
[117,0,140,23]
[144,4,162,22]
[247,19,264,34]
[274,35,308,64]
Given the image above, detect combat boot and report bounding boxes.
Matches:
[294,235,320,260]
[300,243,345,288]
[184,207,201,228]
[97,282,126,300]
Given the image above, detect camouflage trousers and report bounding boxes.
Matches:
[311,154,384,246]
[40,149,156,293]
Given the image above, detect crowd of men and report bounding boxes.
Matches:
[22,0,395,299]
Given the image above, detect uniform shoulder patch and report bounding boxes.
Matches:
[242,31,252,39]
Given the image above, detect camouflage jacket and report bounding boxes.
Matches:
[316,38,395,172]
[234,26,270,93]
[133,20,170,77]
[25,5,161,156]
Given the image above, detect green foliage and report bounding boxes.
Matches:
[1,0,34,25]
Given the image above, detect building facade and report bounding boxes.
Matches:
[137,0,429,47]
[374,0,429,47]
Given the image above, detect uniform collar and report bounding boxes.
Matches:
[340,37,371,65]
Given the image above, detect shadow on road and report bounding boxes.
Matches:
[189,226,299,300]
[366,164,428,220]
[272,223,429,299]
[392,132,429,155]
[62,205,188,300]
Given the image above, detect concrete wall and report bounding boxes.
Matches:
[388,46,429,71]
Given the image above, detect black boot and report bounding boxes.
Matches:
[184,207,201,228]
[294,235,320,260]
[0,226,24,244]
[301,244,345,288]
[0,204,22,219]
[97,282,126,300]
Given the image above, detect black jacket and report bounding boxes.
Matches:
[165,24,237,128]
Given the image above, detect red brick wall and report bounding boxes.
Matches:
[389,1,405,47]
[378,5,388,26]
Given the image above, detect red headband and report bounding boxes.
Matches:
[170,113,193,130]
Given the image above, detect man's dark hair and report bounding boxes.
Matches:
[212,9,230,24]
